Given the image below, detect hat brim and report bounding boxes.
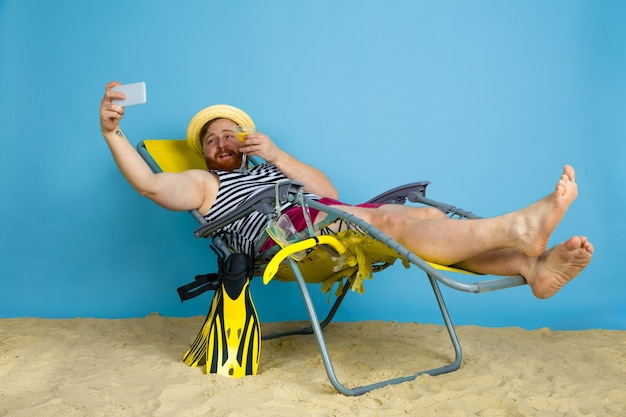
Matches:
[186,104,256,156]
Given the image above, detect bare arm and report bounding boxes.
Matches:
[100,81,216,212]
[240,132,339,199]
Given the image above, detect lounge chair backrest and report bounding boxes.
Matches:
[141,139,206,172]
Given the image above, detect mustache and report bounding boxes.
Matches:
[217,144,238,153]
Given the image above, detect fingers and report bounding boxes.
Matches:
[240,133,270,153]
[105,80,122,91]
[240,133,281,162]
[100,81,126,132]
[100,98,124,119]
[101,104,124,122]
[103,81,125,108]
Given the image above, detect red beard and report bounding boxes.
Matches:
[204,148,243,172]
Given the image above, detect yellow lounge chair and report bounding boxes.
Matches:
[137,139,527,396]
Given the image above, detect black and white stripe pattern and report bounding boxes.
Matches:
[204,163,319,254]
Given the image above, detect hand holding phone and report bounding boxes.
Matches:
[111,82,147,107]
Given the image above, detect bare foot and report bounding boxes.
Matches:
[526,236,594,299]
[514,165,578,257]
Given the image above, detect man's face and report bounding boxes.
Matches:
[201,118,243,171]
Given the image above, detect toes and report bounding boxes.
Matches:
[563,164,575,181]
[567,236,594,254]
[563,237,579,250]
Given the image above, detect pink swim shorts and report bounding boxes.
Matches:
[260,197,382,251]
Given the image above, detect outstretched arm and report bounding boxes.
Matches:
[240,132,339,199]
[100,81,216,212]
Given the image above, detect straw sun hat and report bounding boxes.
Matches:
[185,104,256,156]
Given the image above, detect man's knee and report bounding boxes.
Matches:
[407,206,448,220]
[373,210,412,231]
[421,207,448,219]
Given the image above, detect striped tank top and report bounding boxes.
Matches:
[204,163,319,254]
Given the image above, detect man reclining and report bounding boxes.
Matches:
[99,81,593,300]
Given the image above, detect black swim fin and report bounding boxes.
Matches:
[183,253,261,377]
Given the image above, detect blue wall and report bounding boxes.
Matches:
[1,0,624,330]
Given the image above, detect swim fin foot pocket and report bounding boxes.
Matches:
[181,252,261,378]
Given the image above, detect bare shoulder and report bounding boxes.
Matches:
[180,168,215,180]
[182,169,219,215]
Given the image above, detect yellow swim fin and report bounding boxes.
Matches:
[183,253,261,377]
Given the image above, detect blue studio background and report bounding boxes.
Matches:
[1,1,624,330]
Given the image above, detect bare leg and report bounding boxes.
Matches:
[316,165,588,299]
[453,236,593,298]
[321,165,579,265]
[453,248,533,277]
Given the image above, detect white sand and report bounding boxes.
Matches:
[1,316,624,416]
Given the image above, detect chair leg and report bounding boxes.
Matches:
[261,279,352,341]
[285,259,464,396]
[425,273,463,375]
[286,258,357,396]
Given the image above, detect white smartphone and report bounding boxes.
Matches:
[111,82,147,106]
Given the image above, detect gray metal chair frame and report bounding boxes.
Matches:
[137,141,527,396]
